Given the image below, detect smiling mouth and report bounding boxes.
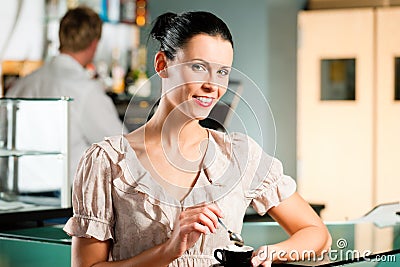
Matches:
[193,96,214,107]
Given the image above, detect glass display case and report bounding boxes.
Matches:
[0,97,72,225]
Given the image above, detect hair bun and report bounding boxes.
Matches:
[149,11,233,60]
[150,12,178,40]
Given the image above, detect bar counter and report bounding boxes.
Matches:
[0,221,399,267]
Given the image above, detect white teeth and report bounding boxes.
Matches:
[195,97,212,103]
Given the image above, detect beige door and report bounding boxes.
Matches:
[297,9,375,220]
[375,8,400,205]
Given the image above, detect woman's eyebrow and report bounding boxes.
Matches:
[190,58,210,65]
[191,58,231,69]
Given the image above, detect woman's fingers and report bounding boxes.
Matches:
[167,203,224,257]
[260,261,272,267]
[184,203,223,218]
[205,203,224,218]
[179,214,215,234]
[181,204,223,233]
[252,246,271,267]
[180,221,209,236]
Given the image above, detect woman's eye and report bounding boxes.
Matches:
[217,69,230,76]
[191,63,207,72]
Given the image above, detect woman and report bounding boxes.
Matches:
[64,11,331,267]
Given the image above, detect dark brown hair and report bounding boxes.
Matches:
[150,11,233,60]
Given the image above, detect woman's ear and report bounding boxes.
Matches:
[154,51,168,78]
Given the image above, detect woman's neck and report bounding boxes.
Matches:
[145,102,208,149]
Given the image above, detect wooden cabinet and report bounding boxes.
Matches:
[297,8,400,220]
[307,0,400,10]
[375,8,400,208]
[1,61,43,95]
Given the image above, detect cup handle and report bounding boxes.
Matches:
[214,249,225,264]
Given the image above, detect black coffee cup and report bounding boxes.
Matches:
[214,245,254,266]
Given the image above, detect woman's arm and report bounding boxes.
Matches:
[72,237,174,267]
[71,204,223,267]
[251,192,332,266]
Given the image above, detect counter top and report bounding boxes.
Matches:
[0,221,399,266]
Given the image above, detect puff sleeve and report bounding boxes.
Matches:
[242,135,297,216]
[63,144,115,241]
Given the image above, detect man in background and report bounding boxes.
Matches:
[6,6,126,194]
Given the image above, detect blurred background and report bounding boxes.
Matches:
[0,0,399,222]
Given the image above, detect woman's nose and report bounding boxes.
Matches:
[202,81,219,92]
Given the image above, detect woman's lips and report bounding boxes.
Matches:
[193,96,214,107]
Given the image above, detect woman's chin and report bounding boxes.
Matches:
[195,115,208,121]
[187,108,212,121]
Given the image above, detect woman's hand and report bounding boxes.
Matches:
[250,193,332,266]
[165,203,223,259]
[251,246,272,267]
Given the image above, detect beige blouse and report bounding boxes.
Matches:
[63,129,296,266]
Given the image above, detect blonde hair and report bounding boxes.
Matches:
[59,6,102,52]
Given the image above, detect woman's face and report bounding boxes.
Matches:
[162,34,234,120]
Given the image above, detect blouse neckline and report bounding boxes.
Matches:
[113,129,233,208]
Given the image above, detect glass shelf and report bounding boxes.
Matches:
[0,148,62,157]
[0,97,71,221]
[0,97,73,101]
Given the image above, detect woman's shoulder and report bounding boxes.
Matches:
[82,135,127,164]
